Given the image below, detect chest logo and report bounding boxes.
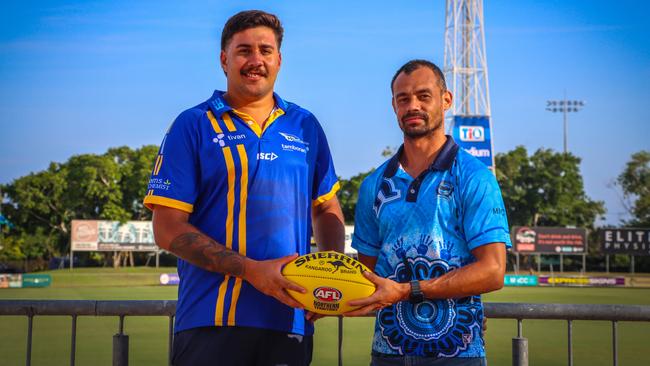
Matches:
[279,132,309,146]
[373,178,401,217]
[257,152,278,161]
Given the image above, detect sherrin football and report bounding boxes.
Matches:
[282,251,376,315]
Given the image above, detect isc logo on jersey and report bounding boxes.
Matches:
[313,287,342,303]
[459,126,485,142]
[257,152,278,161]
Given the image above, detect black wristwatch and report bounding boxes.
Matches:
[409,280,424,304]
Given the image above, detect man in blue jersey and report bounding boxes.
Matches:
[346,60,510,365]
[144,10,344,366]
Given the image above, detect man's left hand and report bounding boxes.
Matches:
[343,271,409,316]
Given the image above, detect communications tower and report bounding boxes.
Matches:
[444,0,495,169]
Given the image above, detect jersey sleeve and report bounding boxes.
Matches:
[143,110,201,213]
[311,118,340,205]
[461,167,512,251]
[351,177,381,257]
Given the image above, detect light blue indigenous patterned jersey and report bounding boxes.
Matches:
[144,91,339,336]
[352,136,511,358]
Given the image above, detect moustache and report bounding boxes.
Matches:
[241,65,267,77]
[401,112,429,123]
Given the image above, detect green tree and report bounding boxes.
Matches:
[495,146,605,228]
[0,145,159,261]
[617,150,650,227]
[337,170,374,224]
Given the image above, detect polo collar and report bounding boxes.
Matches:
[383,135,459,179]
[208,90,287,116]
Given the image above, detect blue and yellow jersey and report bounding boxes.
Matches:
[144,90,339,335]
[352,136,511,358]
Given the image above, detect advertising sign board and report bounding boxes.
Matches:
[600,228,650,256]
[538,276,625,287]
[504,275,538,287]
[512,226,587,254]
[71,220,157,252]
[451,116,494,169]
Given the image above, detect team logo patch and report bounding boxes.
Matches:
[373,178,401,217]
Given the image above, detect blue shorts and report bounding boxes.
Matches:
[371,352,487,366]
[172,326,313,366]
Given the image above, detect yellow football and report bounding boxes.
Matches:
[282,251,376,315]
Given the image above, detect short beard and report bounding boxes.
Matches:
[400,115,442,139]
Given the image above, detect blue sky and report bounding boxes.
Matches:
[1,0,648,225]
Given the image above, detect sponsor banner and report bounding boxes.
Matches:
[71,220,157,252]
[159,273,180,285]
[600,228,650,256]
[0,274,23,288]
[451,116,493,169]
[512,226,587,254]
[539,276,626,287]
[22,274,52,288]
[504,275,538,286]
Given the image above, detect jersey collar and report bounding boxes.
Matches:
[208,90,287,137]
[383,135,459,179]
[208,90,288,116]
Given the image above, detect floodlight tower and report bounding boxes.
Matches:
[444,0,495,169]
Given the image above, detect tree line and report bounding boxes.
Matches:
[1,145,648,270]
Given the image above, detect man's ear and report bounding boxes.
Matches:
[220,50,227,75]
[442,90,453,111]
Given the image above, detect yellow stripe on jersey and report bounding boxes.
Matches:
[214,145,237,326]
[222,113,237,132]
[227,144,249,325]
[207,111,222,133]
[214,276,230,326]
[313,181,341,206]
[153,155,163,175]
[143,195,193,213]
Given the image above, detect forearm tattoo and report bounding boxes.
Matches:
[169,232,245,277]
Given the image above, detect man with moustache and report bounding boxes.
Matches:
[144,10,344,366]
[347,60,511,365]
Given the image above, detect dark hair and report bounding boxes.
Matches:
[221,10,284,50]
[390,59,447,93]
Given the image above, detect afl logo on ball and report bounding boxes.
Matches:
[313,287,342,303]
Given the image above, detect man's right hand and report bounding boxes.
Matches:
[243,253,307,309]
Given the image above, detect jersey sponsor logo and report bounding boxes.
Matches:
[148,177,172,191]
[257,152,278,161]
[313,287,342,303]
[213,133,246,147]
[279,132,309,146]
[373,178,401,217]
[459,126,485,142]
[213,134,226,147]
[281,144,308,153]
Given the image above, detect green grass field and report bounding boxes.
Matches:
[1,268,649,365]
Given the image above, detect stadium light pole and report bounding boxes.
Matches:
[546,91,585,154]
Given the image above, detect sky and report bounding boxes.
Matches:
[1,0,648,225]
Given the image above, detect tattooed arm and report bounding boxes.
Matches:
[152,205,305,308]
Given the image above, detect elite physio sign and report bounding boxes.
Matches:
[600,228,650,256]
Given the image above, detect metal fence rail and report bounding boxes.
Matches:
[1,300,649,366]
